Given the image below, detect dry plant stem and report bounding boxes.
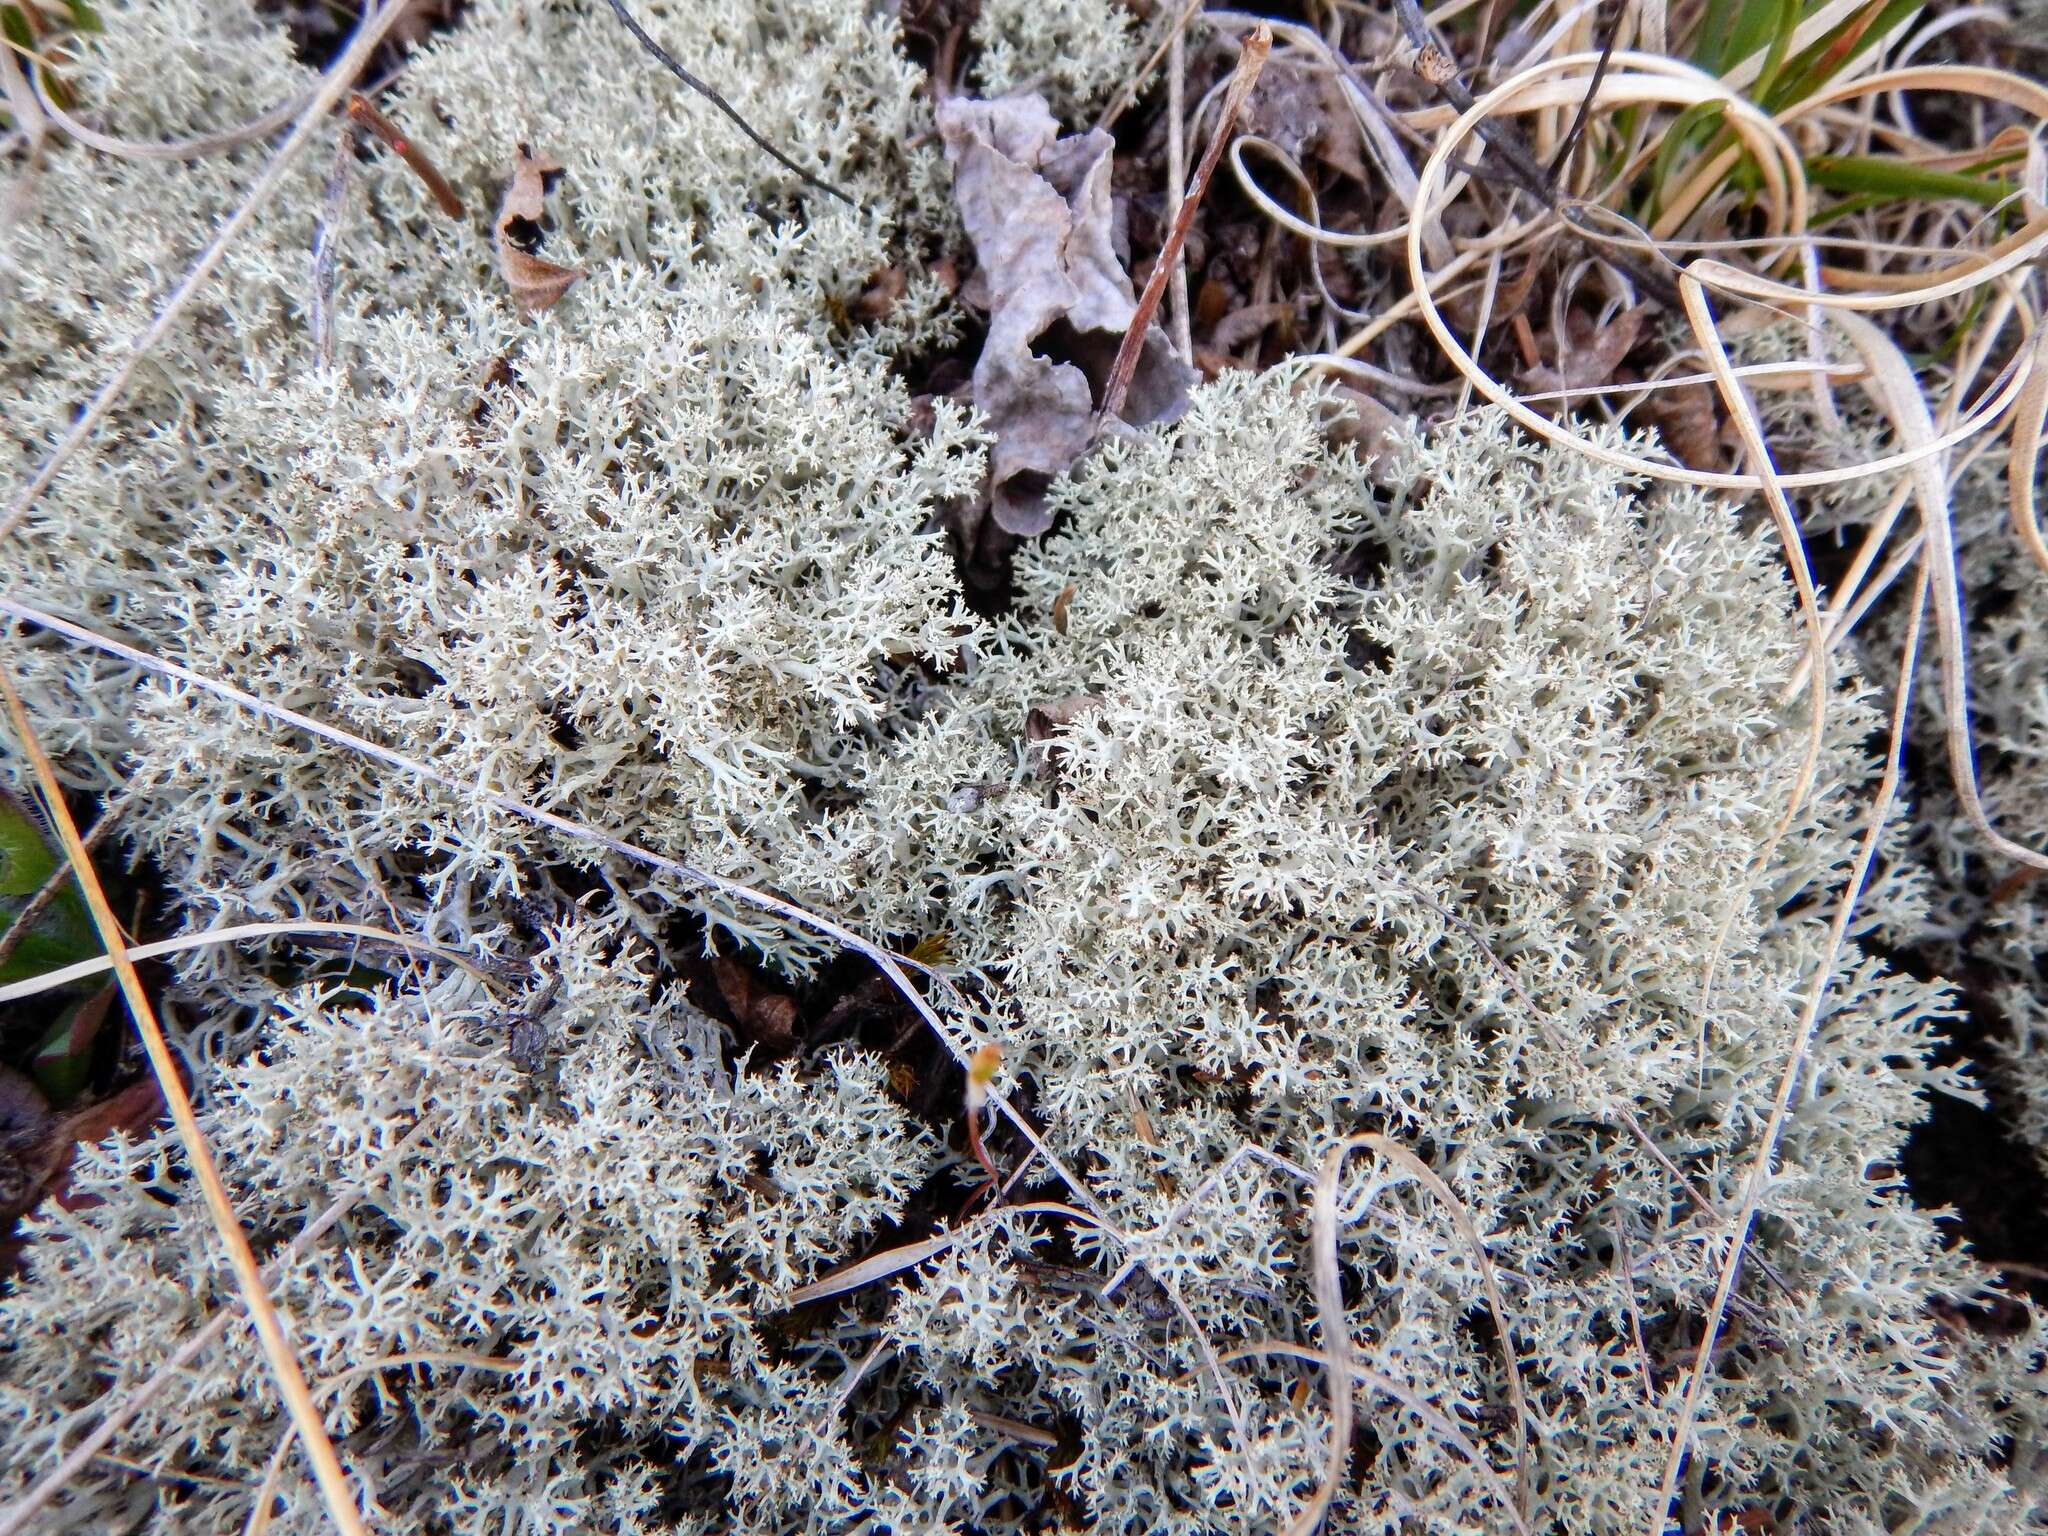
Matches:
[345,92,463,217]
[1233,1343,1520,1525]
[598,0,854,206]
[1166,18,1192,361]
[2010,327,2048,576]
[1102,23,1271,422]
[1546,13,1617,180]
[0,1115,438,1536]
[246,1353,516,1536]
[33,74,314,160]
[1095,0,1206,136]
[1392,0,1682,308]
[1830,306,2048,872]
[1646,564,1929,1536]
[1406,56,2041,493]
[0,0,413,540]
[1684,273,1831,1026]
[1290,1134,1532,1536]
[0,918,497,1002]
[0,671,371,1536]
[0,798,115,971]
[0,598,1255,1445]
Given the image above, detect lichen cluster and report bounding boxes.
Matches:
[0,0,2041,1531]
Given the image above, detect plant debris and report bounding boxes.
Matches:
[494,144,584,315]
[937,92,1195,539]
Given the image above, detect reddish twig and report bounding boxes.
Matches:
[1100,23,1272,423]
[346,93,464,219]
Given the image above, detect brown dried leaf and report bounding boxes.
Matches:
[495,144,585,315]
[937,94,1194,538]
[1633,378,1725,472]
[44,1077,165,1211]
[711,952,799,1054]
[1521,303,1648,397]
[1050,584,1076,635]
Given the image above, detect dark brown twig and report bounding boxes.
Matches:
[599,0,856,207]
[1546,12,1620,180]
[1391,0,1681,310]
[1101,23,1273,423]
[345,93,464,218]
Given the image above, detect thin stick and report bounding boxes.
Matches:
[0,800,116,971]
[1095,0,1207,136]
[0,0,414,539]
[1102,24,1272,422]
[1546,10,1619,180]
[598,0,855,207]
[0,672,370,1536]
[0,1117,436,1536]
[345,93,464,218]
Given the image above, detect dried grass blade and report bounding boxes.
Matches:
[1290,1133,1532,1535]
[1646,565,1928,1536]
[2009,328,2048,577]
[0,918,498,1003]
[1828,305,2048,869]
[0,671,371,1536]
[0,1117,436,1536]
[785,1201,1096,1307]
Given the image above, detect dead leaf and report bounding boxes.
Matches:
[853,265,908,321]
[1319,382,1399,461]
[1210,300,1296,354]
[1521,303,1649,398]
[495,145,585,315]
[43,1077,165,1211]
[937,94,1195,538]
[1633,378,1725,472]
[1050,584,1076,635]
[711,952,799,1054]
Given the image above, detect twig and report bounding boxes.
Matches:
[346,92,464,218]
[598,0,855,207]
[1546,10,1619,181]
[0,0,415,540]
[1390,0,1681,309]
[1096,0,1208,136]
[0,670,370,1536]
[0,799,117,972]
[0,1117,437,1536]
[1102,23,1272,423]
